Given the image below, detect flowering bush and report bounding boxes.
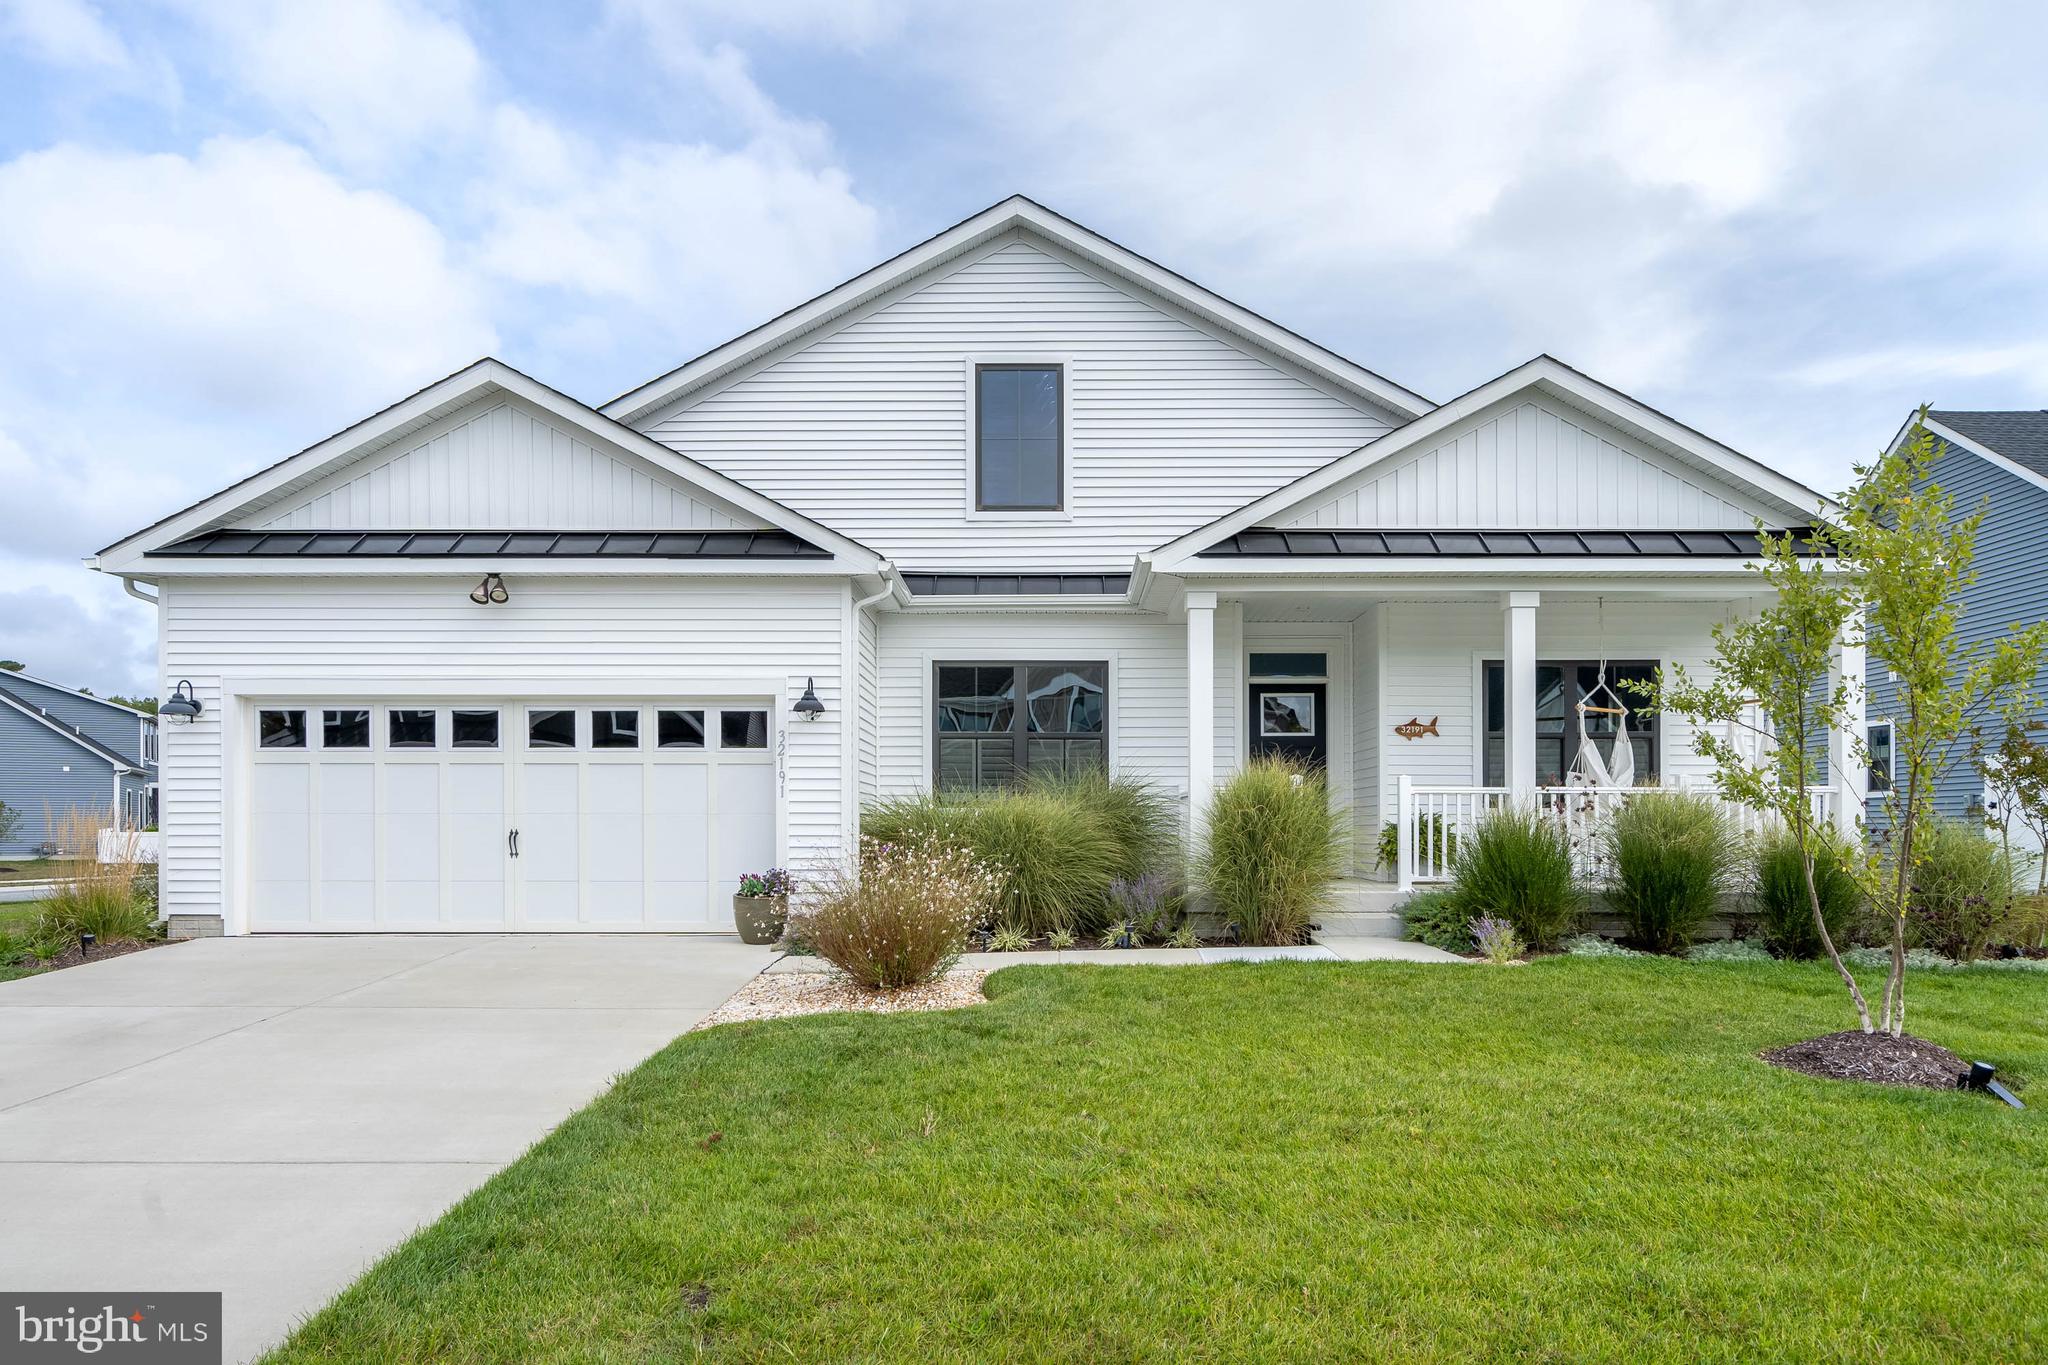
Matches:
[1471,914,1524,965]
[1106,871,1183,939]
[737,867,794,898]
[793,838,1001,989]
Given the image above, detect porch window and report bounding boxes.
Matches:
[1866,721,1894,792]
[935,661,1106,791]
[1484,659,1658,786]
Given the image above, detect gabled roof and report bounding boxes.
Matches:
[0,690,145,772]
[155,529,831,560]
[1201,528,1829,559]
[1147,355,1836,572]
[94,359,884,576]
[1917,411,2048,496]
[600,195,1433,426]
[0,669,154,720]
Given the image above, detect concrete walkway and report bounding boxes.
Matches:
[0,934,774,1363]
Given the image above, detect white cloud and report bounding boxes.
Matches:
[171,0,486,168]
[0,0,129,68]
[1791,344,2048,393]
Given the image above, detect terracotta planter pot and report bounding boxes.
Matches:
[733,894,788,945]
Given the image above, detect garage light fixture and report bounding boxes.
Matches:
[161,680,203,724]
[469,573,508,606]
[794,678,825,721]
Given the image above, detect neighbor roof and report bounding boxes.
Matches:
[0,690,145,772]
[1199,528,1829,559]
[156,529,831,560]
[0,669,154,719]
[600,195,1433,426]
[1927,410,2048,482]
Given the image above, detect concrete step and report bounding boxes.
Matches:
[1314,910,1405,938]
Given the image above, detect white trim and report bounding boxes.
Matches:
[1865,718,1897,793]
[962,354,1076,522]
[96,359,883,576]
[601,196,1431,427]
[1147,356,1836,571]
[1914,416,2048,499]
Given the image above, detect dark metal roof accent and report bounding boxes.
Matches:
[154,529,832,559]
[1199,528,1829,558]
[900,572,1133,597]
[1928,410,2048,481]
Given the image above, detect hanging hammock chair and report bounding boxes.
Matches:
[1568,598,1636,789]
[1725,698,1777,773]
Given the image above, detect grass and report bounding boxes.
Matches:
[268,959,2048,1363]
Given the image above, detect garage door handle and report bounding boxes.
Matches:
[507,828,519,858]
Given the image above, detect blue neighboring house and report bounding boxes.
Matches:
[0,671,158,857]
[1864,410,2048,849]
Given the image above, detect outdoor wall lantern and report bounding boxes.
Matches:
[161,680,203,724]
[793,678,825,721]
[469,573,509,605]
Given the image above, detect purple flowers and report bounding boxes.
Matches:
[738,867,794,898]
[1471,914,1525,965]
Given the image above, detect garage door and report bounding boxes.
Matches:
[246,701,776,931]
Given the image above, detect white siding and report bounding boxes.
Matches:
[1374,598,1738,816]
[643,237,1398,569]
[157,577,843,930]
[855,605,880,802]
[1353,606,1381,866]
[242,397,764,532]
[1278,397,1772,530]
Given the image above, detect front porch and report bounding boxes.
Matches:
[1178,573,1865,895]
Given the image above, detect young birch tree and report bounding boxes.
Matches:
[1646,525,1872,1031]
[1840,412,2048,1037]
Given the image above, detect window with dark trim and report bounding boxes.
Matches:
[1483,659,1659,786]
[935,661,1105,791]
[1867,721,1895,792]
[975,364,1062,510]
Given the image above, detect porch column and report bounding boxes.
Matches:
[1827,611,1866,838]
[1186,590,1217,831]
[1502,590,1539,800]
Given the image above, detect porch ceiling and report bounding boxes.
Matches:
[1233,585,1768,622]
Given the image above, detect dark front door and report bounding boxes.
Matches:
[1249,683,1327,769]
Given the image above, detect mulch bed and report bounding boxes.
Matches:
[1760,1030,1975,1092]
[696,968,989,1029]
[5,936,169,977]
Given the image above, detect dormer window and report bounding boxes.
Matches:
[975,363,1063,511]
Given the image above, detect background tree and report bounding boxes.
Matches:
[0,799,18,849]
[1978,724,2048,894]
[1841,412,2048,1036]
[1645,524,1871,1030]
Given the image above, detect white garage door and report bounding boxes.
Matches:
[246,701,777,931]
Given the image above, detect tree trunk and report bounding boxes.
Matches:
[1797,811,1872,1032]
[1882,765,1920,1039]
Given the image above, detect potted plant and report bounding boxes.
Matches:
[733,867,793,944]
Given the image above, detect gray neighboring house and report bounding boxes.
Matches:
[0,671,158,857]
[1865,410,2048,848]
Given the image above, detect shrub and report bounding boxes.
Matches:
[1106,871,1184,940]
[1448,808,1581,950]
[863,788,1121,935]
[1164,923,1201,949]
[1375,815,1457,876]
[1471,914,1524,965]
[793,839,1000,989]
[1045,927,1077,951]
[1196,758,1348,945]
[1400,888,1471,953]
[1031,769,1180,885]
[1565,933,1645,958]
[34,881,157,944]
[986,924,1031,953]
[1601,792,1740,953]
[1753,827,1863,960]
[1907,817,2017,962]
[1098,919,1141,948]
[1686,937,1773,963]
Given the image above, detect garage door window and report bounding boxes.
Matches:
[659,709,705,748]
[322,709,371,749]
[593,709,641,749]
[259,709,306,748]
[528,709,576,749]
[389,709,437,748]
[720,709,769,749]
[451,709,499,748]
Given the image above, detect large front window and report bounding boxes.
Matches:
[935,661,1105,791]
[1484,659,1658,786]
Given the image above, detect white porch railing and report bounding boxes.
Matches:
[97,829,160,864]
[1395,777,1840,889]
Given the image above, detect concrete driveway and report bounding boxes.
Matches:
[0,934,774,1362]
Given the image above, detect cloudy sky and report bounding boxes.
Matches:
[3,1,2045,698]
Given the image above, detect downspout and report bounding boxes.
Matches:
[120,577,159,605]
[843,565,900,859]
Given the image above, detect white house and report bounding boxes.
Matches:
[93,197,1861,936]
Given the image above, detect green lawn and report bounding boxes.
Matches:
[269,959,2048,1363]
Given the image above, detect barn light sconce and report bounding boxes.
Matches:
[469,573,508,606]
[793,678,825,721]
[161,680,203,724]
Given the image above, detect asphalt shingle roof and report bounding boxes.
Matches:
[1929,410,2048,482]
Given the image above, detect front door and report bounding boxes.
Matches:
[1249,682,1327,769]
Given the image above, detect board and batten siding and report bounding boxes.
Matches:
[239,396,764,532]
[156,576,846,928]
[870,610,1238,813]
[641,236,1399,570]
[1865,447,2048,832]
[1278,397,1776,530]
